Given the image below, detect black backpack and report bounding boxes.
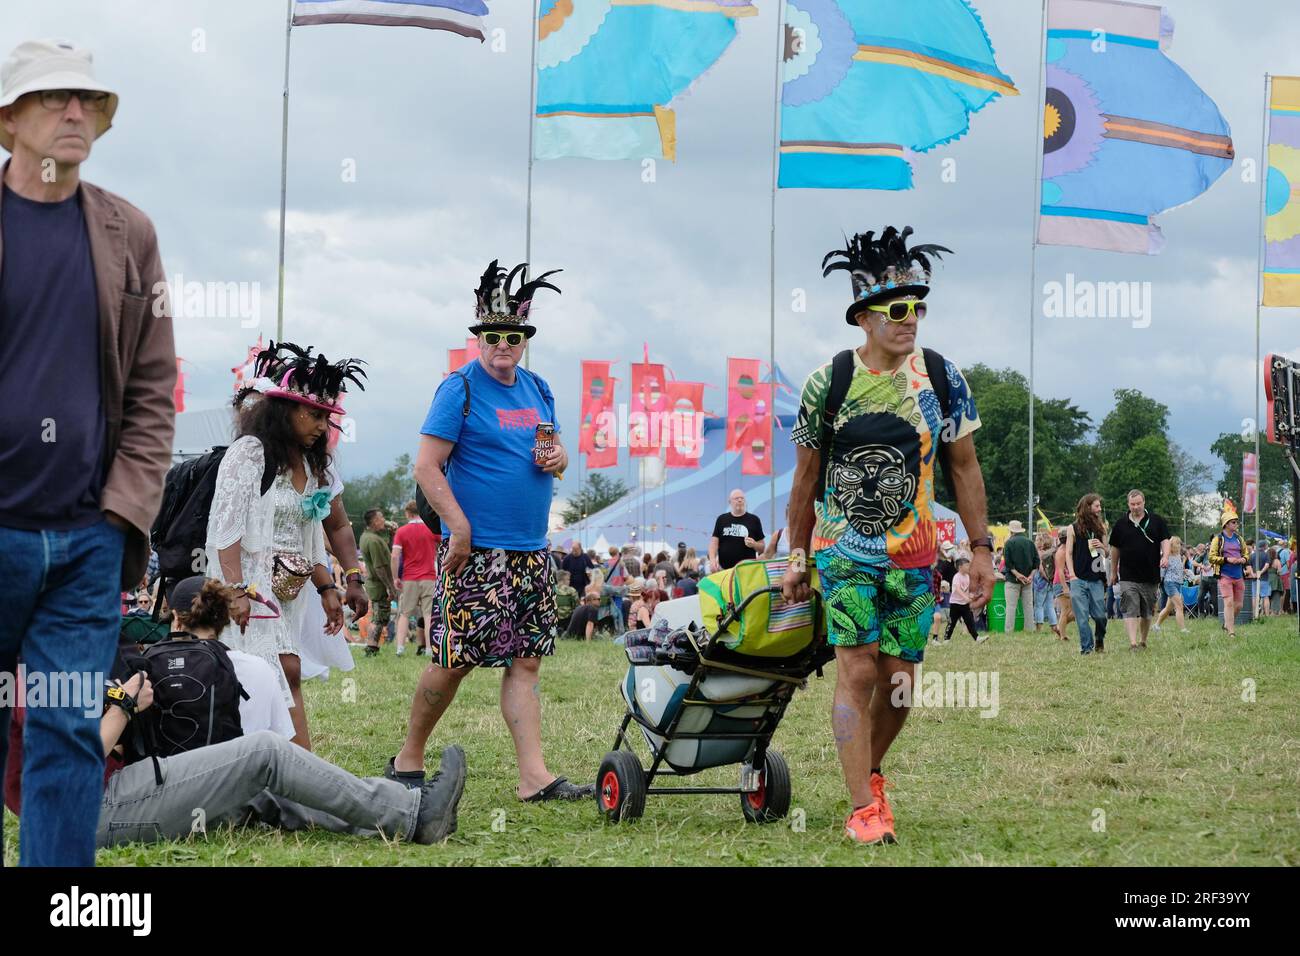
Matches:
[817,347,954,497]
[151,445,277,584]
[116,635,249,783]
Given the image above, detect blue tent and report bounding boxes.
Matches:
[573,365,967,554]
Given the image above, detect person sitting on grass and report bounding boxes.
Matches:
[625,581,652,630]
[553,570,578,627]
[565,589,602,641]
[5,575,467,850]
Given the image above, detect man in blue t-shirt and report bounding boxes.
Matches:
[387,261,594,803]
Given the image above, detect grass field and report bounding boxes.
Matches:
[5,614,1299,866]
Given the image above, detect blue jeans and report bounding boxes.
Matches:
[1033,585,1058,625]
[0,518,125,866]
[1069,579,1108,654]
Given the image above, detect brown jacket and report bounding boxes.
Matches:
[0,163,176,587]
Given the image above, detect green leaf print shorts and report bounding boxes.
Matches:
[815,550,935,663]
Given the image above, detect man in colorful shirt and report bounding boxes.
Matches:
[783,227,993,847]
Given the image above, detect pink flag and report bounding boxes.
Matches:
[1243,453,1259,514]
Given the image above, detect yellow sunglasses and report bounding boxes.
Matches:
[481,331,526,347]
[867,300,927,323]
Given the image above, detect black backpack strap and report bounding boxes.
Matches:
[816,350,856,497]
[923,347,954,476]
[451,369,471,417]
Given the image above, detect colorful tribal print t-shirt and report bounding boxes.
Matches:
[790,347,980,569]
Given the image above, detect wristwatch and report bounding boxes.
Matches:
[104,683,138,721]
[970,537,994,552]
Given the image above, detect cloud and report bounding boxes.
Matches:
[6,0,1299,490]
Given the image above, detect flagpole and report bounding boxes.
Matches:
[1254,74,1271,567]
[1026,0,1049,535]
[767,0,787,538]
[276,0,294,342]
[524,0,540,372]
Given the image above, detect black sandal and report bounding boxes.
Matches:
[521,776,595,803]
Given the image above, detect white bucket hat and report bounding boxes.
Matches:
[0,40,118,152]
[1008,519,1026,534]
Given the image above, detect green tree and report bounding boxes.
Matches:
[561,473,631,526]
[937,365,1095,525]
[1093,390,1179,524]
[339,454,415,540]
[1096,389,1169,459]
[1209,433,1295,540]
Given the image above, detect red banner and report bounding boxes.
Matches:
[231,338,263,393]
[447,337,480,377]
[173,357,185,413]
[726,358,762,451]
[664,381,705,469]
[937,519,957,549]
[739,383,773,475]
[581,361,619,469]
[629,362,667,457]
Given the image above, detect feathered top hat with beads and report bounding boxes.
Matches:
[822,226,952,325]
[469,260,561,339]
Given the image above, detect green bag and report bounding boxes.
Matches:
[697,558,822,658]
[120,613,170,646]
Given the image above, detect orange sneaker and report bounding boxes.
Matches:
[844,802,896,845]
[870,772,895,835]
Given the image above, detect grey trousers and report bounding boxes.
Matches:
[1003,580,1034,632]
[97,730,420,847]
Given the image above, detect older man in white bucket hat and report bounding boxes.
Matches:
[0,40,175,867]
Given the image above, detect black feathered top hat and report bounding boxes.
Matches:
[262,346,367,415]
[822,226,952,325]
[469,260,561,339]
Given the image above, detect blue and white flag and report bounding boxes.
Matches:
[292,0,488,40]
[1038,0,1234,254]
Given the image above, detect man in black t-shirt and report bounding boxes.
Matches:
[565,592,601,640]
[709,489,765,570]
[1107,489,1170,650]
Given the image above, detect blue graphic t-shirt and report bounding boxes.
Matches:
[421,361,558,552]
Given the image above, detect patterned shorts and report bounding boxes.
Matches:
[816,550,934,663]
[432,541,557,669]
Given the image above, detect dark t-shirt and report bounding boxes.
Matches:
[561,553,594,594]
[1072,523,1108,583]
[1109,511,1170,584]
[566,603,599,637]
[712,512,764,569]
[0,185,105,530]
[1003,534,1037,579]
[937,557,956,585]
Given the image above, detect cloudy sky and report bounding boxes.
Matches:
[7,0,1299,495]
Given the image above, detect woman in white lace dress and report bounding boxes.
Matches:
[206,349,364,750]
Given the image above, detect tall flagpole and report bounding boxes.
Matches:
[1026,0,1049,534]
[524,0,540,372]
[276,0,294,342]
[1254,74,1272,569]
[767,0,787,539]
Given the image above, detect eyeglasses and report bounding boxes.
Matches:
[38,89,111,113]
[867,300,927,323]
[482,331,526,347]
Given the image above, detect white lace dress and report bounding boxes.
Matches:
[205,436,327,706]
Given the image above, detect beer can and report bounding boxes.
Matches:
[534,422,555,465]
